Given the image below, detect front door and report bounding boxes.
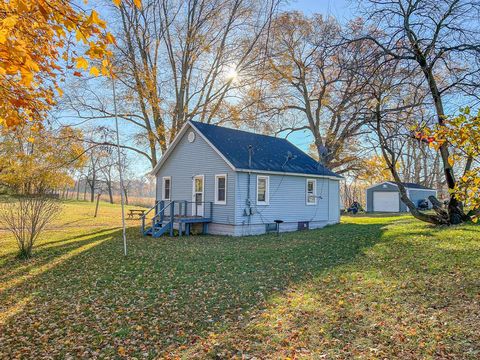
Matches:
[192,175,204,217]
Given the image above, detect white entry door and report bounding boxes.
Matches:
[373,191,400,212]
[192,175,204,217]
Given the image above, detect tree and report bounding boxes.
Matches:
[0,0,120,129]
[0,126,86,194]
[0,196,61,259]
[355,156,393,186]
[431,108,480,220]
[254,12,372,173]
[357,0,480,224]
[67,0,280,168]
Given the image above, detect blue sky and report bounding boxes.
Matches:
[288,0,353,19]
[273,1,354,158]
[78,0,356,175]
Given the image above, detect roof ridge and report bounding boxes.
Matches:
[190,120,290,142]
[188,120,341,178]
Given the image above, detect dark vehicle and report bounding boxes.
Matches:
[417,199,429,210]
[347,201,363,214]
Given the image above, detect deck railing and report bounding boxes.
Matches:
[140,200,165,234]
[157,201,213,219]
[142,200,213,235]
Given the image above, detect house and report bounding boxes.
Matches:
[366,181,437,213]
[143,120,342,237]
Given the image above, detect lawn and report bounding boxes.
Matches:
[0,201,479,359]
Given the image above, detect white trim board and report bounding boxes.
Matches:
[236,168,341,180]
[162,176,171,200]
[306,178,317,206]
[256,175,270,205]
[214,174,227,205]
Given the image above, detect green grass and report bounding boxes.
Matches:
[0,201,479,358]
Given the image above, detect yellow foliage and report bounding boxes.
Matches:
[0,0,118,130]
[431,108,480,218]
[0,126,86,194]
[356,156,393,185]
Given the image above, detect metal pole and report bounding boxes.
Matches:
[112,75,127,257]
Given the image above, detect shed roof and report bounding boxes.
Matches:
[370,181,436,191]
[190,121,341,178]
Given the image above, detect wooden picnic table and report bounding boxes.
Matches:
[128,209,146,219]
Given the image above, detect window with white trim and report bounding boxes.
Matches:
[215,174,227,205]
[257,175,269,205]
[306,178,317,205]
[162,176,171,200]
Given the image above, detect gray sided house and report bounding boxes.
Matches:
[366,182,437,213]
[147,120,342,237]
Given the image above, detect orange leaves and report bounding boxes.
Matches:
[113,0,142,9]
[76,57,89,70]
[86,10,106,29]
[0,0,121,130]
[89,66,100,77]
[428,108,480,217]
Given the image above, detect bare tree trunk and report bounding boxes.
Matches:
[107,181,114,204]
[123,187,129,206]
[76,179,81,201]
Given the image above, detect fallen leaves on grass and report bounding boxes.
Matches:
[0,203,479,359]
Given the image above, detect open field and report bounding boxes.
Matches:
[0,201,479,359]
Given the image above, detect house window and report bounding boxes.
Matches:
[162,176,171,200]
[257,175,269,205]
[215,174,227,205]
[306,179,317,205]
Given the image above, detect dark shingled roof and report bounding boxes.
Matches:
[190,121,341,178]
[399,182,435,190]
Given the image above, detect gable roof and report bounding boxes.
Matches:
[370,181,436,190]
[152,121,341,178]
[396,182,436,190]
[190,121,341,178]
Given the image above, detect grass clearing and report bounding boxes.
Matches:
[0,201,479,358]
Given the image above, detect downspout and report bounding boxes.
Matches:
[247,145,253,202]
[246,145,253,228]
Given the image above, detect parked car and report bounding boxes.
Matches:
[417,199,429,210]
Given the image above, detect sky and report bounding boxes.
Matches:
[273,0,355,157]
[68,0,357,176]
[288,0,353,19]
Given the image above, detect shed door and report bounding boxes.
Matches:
[373,191,399,212]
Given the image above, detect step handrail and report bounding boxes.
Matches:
[152,200,173,221]
[141,200,163,234]
[151,200,175,236]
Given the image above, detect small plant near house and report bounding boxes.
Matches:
[0,196,61,259]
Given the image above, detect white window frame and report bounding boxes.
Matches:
[306,178,317,205]
[162,176,171,201]
[256,175,270,205]
[214,174,227,205]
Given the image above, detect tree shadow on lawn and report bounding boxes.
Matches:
[0,221,390,358]
[178,223,480,359]
[0,228,120,288]
[7,219,477,359]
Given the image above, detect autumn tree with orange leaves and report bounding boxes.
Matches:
[0,0,143,129]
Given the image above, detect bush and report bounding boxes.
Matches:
[0,196,61,259]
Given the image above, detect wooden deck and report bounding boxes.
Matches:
[141,200,212,237]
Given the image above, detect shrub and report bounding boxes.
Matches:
[0,196,61,259]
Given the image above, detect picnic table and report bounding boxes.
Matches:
[128,209,146,220]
